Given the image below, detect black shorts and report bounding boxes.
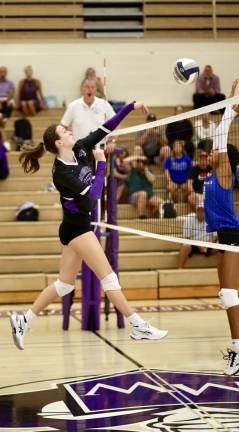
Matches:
[217,227,239,253]
[59,220,92,245]
[189,245,212,257]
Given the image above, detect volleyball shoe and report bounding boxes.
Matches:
[130,321,168,340]
[223,349,239,375]
[10,313,28,350]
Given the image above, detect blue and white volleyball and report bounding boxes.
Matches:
[173,58,200,85]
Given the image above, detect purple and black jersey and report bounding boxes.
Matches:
[52,102,134,225]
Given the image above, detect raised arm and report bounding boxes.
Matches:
[75,102,149,151]
[214,80,238,188]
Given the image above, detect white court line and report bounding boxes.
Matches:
[91,221,239,253]
[110,95,239,136]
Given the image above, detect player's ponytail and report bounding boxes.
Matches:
[19,124,59,173]
[19,142,46,173]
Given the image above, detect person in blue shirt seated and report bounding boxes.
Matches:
[164,140,192,203]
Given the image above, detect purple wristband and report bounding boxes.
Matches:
[88,161,106,199]
[104,102,135,131]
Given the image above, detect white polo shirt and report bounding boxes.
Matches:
[183,213,210,242]
[61,96,115,140]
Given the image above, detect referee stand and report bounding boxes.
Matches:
[62,155,124,330]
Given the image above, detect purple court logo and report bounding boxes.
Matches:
[0,369,239,431]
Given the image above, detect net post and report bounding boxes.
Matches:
[105,154,125,328]
[82,205,101,330]
[62,290,75,330]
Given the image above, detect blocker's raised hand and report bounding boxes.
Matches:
[134,102,149,115]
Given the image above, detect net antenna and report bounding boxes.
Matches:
[92,95,239,253]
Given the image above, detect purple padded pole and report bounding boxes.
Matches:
[62,290,74,330]
[105,155,125,328]
[82,204,101,330]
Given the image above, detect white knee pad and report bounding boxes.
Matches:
[219,288,239,309]
[54,279,74,297]
[101,272,121,292]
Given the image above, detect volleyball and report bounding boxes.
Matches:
[173,58,200,85]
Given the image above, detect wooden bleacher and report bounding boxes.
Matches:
[143,0,239,39]
[0,1,238,40]
[0,0,84,40]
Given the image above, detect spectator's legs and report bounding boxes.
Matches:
[1,101,13,118]
[131,191,147,218]
[20,101,30,116]
[148,195,161,217]
[181,183,190,203]
[193,93,207,109]
[0,112,4,127]
[178,244,192,268]
[117,184,126,202]
[168,182,179,202]
[27,100,37,116]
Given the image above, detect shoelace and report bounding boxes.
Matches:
[222,348,238,367]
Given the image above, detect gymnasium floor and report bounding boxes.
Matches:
[0,298,239,431]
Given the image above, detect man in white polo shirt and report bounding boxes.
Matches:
[61,78,116,147]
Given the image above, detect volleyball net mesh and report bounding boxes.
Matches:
[97,96,239,252]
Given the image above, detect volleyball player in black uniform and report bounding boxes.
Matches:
[10,102,168,350]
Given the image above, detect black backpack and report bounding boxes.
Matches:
[14,118,32,140]
[162,201,177,218]
[16,202,39,221]
[13,118,33,150]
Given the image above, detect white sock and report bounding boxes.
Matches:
[128,313,144,327]
[231,339,239,353]
[25,309,37,325]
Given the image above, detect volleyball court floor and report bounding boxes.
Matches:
[0,298,239,431]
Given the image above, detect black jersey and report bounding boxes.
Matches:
[52,126,107,225]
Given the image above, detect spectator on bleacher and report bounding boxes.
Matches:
[18,66,45,116]
[164,140,192,203]
[166,105,194,159]
[194,113,217,146]
[178,203,216,269]
[84,67,105,99]
[113,146,130,203]
[125,147,161,218]
[0,66,15,126]
[193,65,225,110]
[0,131,9,179]
[188,150,212,210]
[61,78,116,151]
[135,112,170,164]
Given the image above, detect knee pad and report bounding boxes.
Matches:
[101,272,121,292]
[219,288,239,309]
[54,279,74,297]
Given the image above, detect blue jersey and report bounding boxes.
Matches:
[164,155,192,184]
[203,172,239,232]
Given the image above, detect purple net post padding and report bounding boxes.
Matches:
[105,159,125,328]
[62,290,75,330]
[82,205,101,330]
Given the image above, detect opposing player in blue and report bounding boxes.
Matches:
[10,101,168,350]
[204,80,239,375]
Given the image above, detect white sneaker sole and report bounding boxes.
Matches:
[224,367,239,376]
[10,315,24,350]
[130,330,168,341]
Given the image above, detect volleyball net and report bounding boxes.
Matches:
[94,95,239,253]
